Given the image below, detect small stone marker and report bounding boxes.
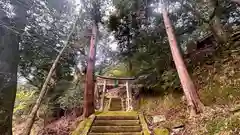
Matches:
[152,115,166,123]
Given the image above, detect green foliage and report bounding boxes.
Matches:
[104,63,132,77]
[14,0,90,120]
[57,81,83,109]
[106,0,188,89]
[14,86,38,116]
[36,79,85,112]
[19,5,78,88]
[106,0,240,92]
[153,128,170,135]
[14,81,84,120]
[161,70,180,90]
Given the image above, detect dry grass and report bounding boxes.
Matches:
[139,93,184,115]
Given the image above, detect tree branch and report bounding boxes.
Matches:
[183,0,218,24]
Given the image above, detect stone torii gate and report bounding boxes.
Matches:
[94,75,135,112]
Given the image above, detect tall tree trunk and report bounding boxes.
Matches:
[208,0,228,44]
[209,16,228,44]
[209,17,228,44]
[83,23,98,117]
[22,20,77,135]
[162,3,203,117]
[0,1,29,134]
[0,21,19,135]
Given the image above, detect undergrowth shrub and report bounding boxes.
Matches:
[14,86,38,117]
[43,80,84,116]
[161,70,180,90]
[57,83,83,110]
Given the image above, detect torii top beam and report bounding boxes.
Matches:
[96,75,136,80]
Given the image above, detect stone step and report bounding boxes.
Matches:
[88,132,143,135]
[109,98,123,111]
[93,120,140,126]
[110,104,122,107]
[90,126,142,133]
[110,103,122,106]
[109,107,122,111]
[96,116,139,120]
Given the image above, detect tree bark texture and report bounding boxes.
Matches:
[210,17,228,44]
[22,19,77,135]
[162,4,203,117]
[83,23,98,117]
[208,0,228,44]
[0,1,29,134]
[0,22,19,135]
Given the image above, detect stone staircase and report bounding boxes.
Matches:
[73,94,150,135]
[108,98,125,111]
[88,114,143,135]
[72,111,150,135]
[86,95,147,135]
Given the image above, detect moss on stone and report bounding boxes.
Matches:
[153,128,170,135]
[71,115,95,135]
[139,113,151,135]
[71,119,86,135]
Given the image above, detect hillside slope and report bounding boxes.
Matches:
[139,41,240,135]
